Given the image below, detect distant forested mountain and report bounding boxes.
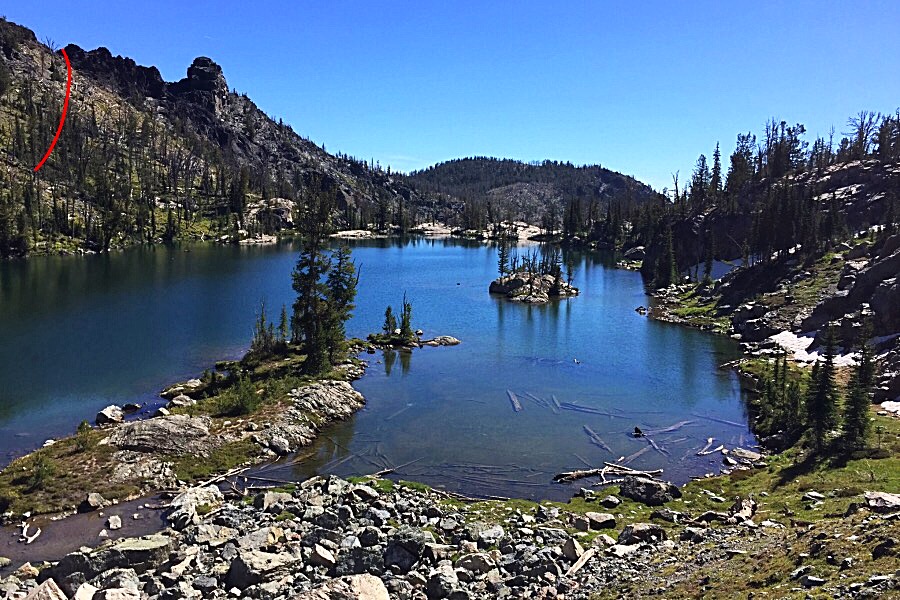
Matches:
[404,157,659,233]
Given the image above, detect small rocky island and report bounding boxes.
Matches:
[489,245,579,304]
[489,272,579,304]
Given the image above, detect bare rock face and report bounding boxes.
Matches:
[107,415,210,455]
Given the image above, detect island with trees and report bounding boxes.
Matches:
[489,243,579,303]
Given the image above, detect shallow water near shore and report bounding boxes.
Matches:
[0,238,754,501]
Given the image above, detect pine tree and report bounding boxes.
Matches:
[291,185,335,375]
[842,322,874,449]
[278,305,289,342]
[399,293,413,340]
[497,241,510,278]
[383,306,397,334]
[709,143,723,202]
[323,245,358,362]
[807,327,840,453]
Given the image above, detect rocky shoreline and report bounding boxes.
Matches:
[646,231,900,407]
[3,472,897,599]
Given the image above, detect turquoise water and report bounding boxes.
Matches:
[0,239,753,499]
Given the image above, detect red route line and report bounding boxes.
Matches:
[34,47,72,173]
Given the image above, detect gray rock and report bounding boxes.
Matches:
[619,476,682,506]
[225,549,300,590]
[309,544,336,569]
[799,574,826,587]
[618,523,667,545]
[293,574,389,600]
[95,406,124,426]
[585,512,616,529]
[106,516,122,531]
[865,491,900,513]
[78,493,108,513]
[108,415,210,455]
[478,524,504,546]
[167,485,223,530]
[253,491,292,513]
[192,575,218,594]
[455,552,495,574]
[599,495,621,509]
[562,538,584,561]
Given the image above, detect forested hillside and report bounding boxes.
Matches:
[629,116,899,289]
[405,157,659,234]
[0,18,425,257]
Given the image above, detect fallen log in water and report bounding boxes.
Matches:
[553,468,606,483]
[697,437,715,454]
[692,413,746,428]
[385,404,412,421]
[523,392,549,408]
[574,453,593,468]
[643,420,696,435]
[582,425,612,453]
[645,436,670,456]
[602,461,663,476]
[553,462,663,483]
[559,402,626,418]
[507,390,523,413]
[620,445,651,465]
[550,395,562,414]
[698,444,726,456]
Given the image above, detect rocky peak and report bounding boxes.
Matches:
[65,43,166,99]
[170,56,229,114]
[185,56,227,93]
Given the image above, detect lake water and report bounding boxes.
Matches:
[0,238,754,500]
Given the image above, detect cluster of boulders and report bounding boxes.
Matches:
[3,475,898,599]
[489,273,579,304]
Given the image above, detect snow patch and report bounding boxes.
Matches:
[768,330,858,367]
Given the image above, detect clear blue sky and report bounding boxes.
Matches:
[6,1,900,191]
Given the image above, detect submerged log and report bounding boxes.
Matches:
[620,445,651,465]
[507,390,523,413]
[550,395,562,413]
[643,420,696,435]
[645,436,670,456]
[692,413,746,428]
[582,425,612,453]
[559,402,626,418]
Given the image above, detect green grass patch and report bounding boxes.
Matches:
[168,438,259,482]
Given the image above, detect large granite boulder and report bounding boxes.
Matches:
[619,476,682,506]
[107,415,210,455]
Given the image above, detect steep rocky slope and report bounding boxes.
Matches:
[0,18,423,255]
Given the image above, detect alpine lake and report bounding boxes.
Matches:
[0,237,754,501]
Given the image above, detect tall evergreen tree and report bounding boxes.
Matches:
[497,241,510,278]
[323,244,359,362]
[291,185,335,375]
[807,327,840,453]
[842,322,874,449]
